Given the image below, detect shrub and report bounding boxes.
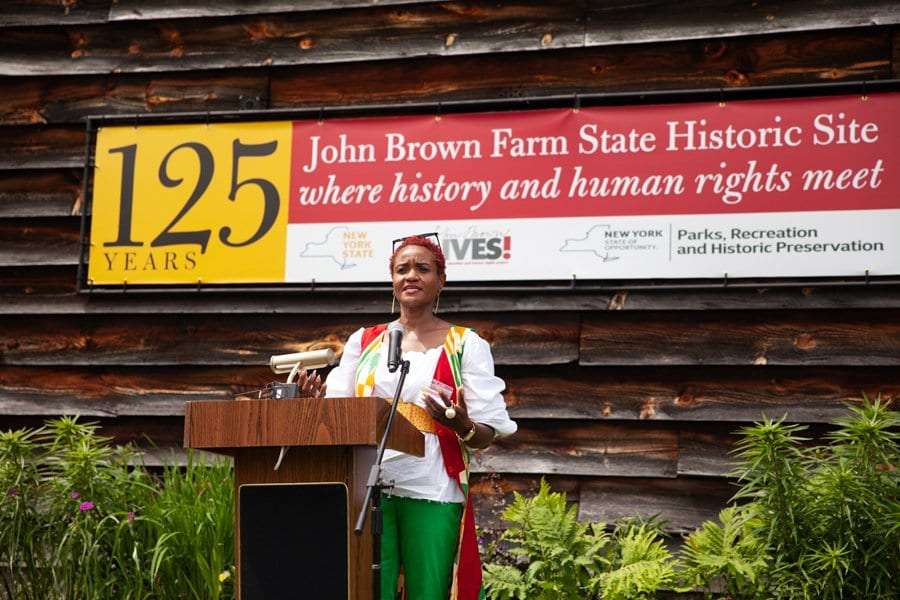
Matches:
[0,417,234,600]
[484,397,898,600]
[731,396,899,600]
[677,505,767,599]
[482,480,676,599]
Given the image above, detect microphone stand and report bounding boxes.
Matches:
[354,357,410,600]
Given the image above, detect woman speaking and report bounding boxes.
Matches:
[308,234,516,600]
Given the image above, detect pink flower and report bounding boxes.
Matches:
[78,501,94,512]
[127,511,135,523]
[6,487,17,497]
[70,491,80,500]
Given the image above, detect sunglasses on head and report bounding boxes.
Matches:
[391,232,441,251]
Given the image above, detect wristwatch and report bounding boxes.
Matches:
[459,422,477,442]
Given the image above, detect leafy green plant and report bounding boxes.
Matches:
[483,480,676,600]
[483,479,610,599]
[728,396,898,599]
[483,397,898,600]
[598,520,676,600]
[678,505,767,599]
[0,417,234,600]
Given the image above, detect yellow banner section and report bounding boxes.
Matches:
[89,121,292,285]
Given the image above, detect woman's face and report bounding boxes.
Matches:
[391,244,445,310]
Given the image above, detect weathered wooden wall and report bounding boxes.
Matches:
[1,0,899,537]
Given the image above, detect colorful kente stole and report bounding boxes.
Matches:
[354,324,482,600]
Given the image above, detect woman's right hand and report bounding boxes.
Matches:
[297,369,327,399]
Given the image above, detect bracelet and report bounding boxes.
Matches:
[459,422,477,442]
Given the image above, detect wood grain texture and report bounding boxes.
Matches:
[271,25,891,106]
[1,1,896,76]
[678,427,740,477]
[0,218,81,267]
[582,0,900,46]
[0,0,112,27]
[502,365,900,423]
[1,280,899,314]
[0,170,81,217]
[184,397,423,456]
[0,312,577,366]
[0,71,270,125]
[893,27,900,77]
[0,2,585,76]
[108,0,452,22]
[469,474,581,530]
[0,1,455,27]
[470,421,678,478]
[3,365,895,424]
[0,415,187,446]
[0,266,78,295]
[0,28,887,125]
[0,126,84,170]
[0,366,270,417]
[580,311,900,366]
[0,314,357,366]
[470,473,735,533]
[577,476,736,533]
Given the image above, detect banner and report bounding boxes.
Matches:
[88,92,900,285]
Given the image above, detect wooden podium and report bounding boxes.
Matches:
[183,397,424,600]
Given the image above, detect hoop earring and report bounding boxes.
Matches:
[391,295,396,314]
[434,293,440,314]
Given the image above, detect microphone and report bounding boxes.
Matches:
[269,348,336,374]
[387,322,404,373]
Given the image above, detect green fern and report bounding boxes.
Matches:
[678,505,767,598]
[596,522,676,600]
[483,479,610,600]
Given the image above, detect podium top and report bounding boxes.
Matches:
[183,396,424,457]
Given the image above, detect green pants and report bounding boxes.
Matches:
[380,495,463,600]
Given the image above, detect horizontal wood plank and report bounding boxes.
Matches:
[580,311,900,366]
[0,366,271,417]
[470,473,736,533]
[1,277,899,313]
[469,474,581,531]
[1,2,896,76]
[674,422,835,478]
[0,2,586,77]
[0,266,78,295]
[0,0,112,27]
[894,28,900,76]
[583,0,900,46]
[0,28,888,125]
[0,71,270,126]
[502,365,900,423]
[678,427,740,477]
[577,476,736,533]
[272,28,890,106]
[603,286,900,311]
[0,170,82,217]
[2,364,894,424]
[0,414,186,446]
[0,312,578,366]
[470,421,678,478]
[0,218,81,267]
[108,1,452,22]
[0,126,84,170]
[0,1,456,28]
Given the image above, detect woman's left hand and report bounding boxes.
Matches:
[423,386,473,437]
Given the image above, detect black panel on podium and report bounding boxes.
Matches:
[239,483,349,600]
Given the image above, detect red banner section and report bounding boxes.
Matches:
[288,93,897,224]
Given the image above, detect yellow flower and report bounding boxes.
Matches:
[218,571,231,583]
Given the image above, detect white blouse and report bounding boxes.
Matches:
[325,326,517,503]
